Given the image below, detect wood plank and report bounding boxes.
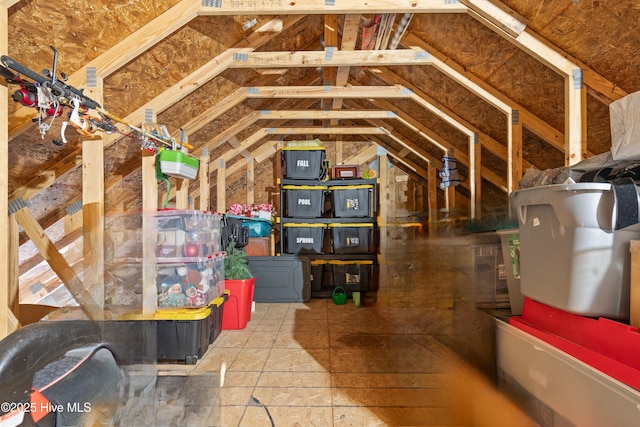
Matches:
[471,133,482,219]
[510,110,523,193]
[141,152,157,315]
[259,110,398,120]
[427,162,438,229]
[401,33,567,153]
[332,13,362,117]
[14,206,101,319]
[199,0,468,15]
[8,215,19,327]
[199,148,210,211]
[82,138,105,317]
[265,126,387,135]
[246,156,254,205]
[217,159,226,213]
[246,85,412,99]
[228,48,434,68]
[1,4,10,338]
[461,0,527,37]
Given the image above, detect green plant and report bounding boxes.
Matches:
[224,242,253,279]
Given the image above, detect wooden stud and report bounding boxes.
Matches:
[141,152,158,315]
[247,156,255,205]
[14,206,101,319]
[1,4,11,337]
[217,159,226,213]
[199,148,210,211]
[510,110,523,193]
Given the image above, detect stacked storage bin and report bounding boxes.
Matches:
[278,149,378,298]
[105,210,226,364]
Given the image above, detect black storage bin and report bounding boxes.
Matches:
[209,292,228,344]
[283,223,326,254]
[330,260,373,293]
[284,185,327,218]
[283,146,326,179]
[221,214,249,251]
[330,184,373,218]
[330,223,374,254]
[310,259,327,292]
[247,256,311,302]
[156,307,212,364]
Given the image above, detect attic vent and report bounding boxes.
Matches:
[202,0,222,7]
[145,109,154,123]
[445,0,461,4]
[325,0,336,6]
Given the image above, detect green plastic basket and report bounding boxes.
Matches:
[332,287,347,305]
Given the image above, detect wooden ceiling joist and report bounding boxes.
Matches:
[198,0,468,15]
[227,48,434,68]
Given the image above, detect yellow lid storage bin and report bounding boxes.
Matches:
[329,260,375,293]
[329,184,374,218]
[329,223,375,254]
[283,185,328,218]
[283,223,326,254]
[282,145,326,180]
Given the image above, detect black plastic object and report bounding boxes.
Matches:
[221,214,249,251]
[247,256,311,302]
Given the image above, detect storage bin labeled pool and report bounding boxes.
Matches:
[283,185,327,218]
[283,146,326,179]
[330,260,373,292]
[511,182,640,319]
[330,223,374,254]
[283,223,326,254]
[330,184,373,217]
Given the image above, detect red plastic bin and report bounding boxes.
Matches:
[221,278,255,330]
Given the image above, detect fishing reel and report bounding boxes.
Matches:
[12,86,37,107]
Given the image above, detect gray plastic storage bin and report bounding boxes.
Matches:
[247,256,311,302]
[511,182,640,319]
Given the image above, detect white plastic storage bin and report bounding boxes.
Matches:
[496,320,640,427]
[511,182,640,319]
[155,210,221,258]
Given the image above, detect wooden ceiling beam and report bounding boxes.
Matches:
[402,33,565,152]
[198,0,468,15]
[259,110,398,120]
[227,47,434,68]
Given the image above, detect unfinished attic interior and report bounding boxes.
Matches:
[2,0,640,426]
